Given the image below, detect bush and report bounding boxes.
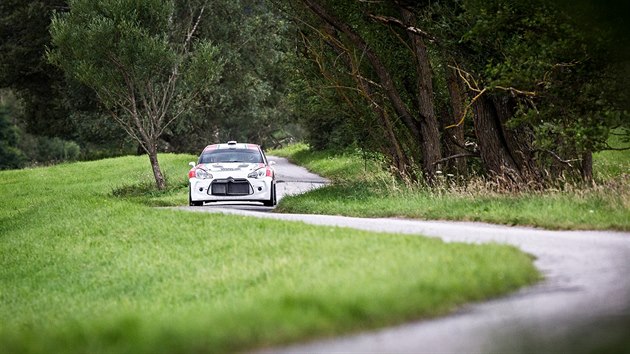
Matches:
[0,106,26,170]
[18,133,81,165]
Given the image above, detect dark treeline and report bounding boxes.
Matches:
[284,0,629,186]
[0,0,298,176]
[1,0,628,188]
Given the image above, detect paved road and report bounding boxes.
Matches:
[177,157,630,353]
[272,156,329,201]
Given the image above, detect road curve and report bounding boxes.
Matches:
[272,156,330,202]
[177,156,630,353]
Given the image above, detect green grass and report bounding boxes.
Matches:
[593,130,630,179]
[271,144,630,231]
[271,143,390,183]
[0,154,539,353]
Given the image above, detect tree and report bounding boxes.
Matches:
[440,0,629,183]
[0,1,136,160]
[48,0,223,189]
[0,0,75,139]
[287,0,444,183]
[167,0,296,152]
[284,0,628,186]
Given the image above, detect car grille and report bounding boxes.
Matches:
[210,179,252,196]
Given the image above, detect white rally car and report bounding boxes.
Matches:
[188,141,277,206]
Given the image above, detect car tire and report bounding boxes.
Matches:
[189,188,203,206]
[272,182,277,206]
[263,183,276,207]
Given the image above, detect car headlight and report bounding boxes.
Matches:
[195,168,213,179]
[248,169,265,179]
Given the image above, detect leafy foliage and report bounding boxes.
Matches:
[0,0,73,138]
[455,0,627,157]
[285,0,629,184]
[168,0,297,152]
[0,90,83,169]
[0,0,132,162]
[0,105,26,170]
[2,0,298,170]
[48,0,223,188]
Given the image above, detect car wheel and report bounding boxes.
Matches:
[272,183,277,206]
[263,183,276,207]
[189,188,203,206]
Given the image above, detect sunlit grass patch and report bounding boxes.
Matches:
[0,153,539,353]
[593,130,630,179]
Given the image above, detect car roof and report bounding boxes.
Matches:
[202,142,260,153]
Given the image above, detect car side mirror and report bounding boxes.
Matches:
[189,162,196,168]
[269,161,276,166]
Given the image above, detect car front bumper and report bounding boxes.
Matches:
[189,176,274,203]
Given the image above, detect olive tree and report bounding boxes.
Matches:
[48,0,222,189]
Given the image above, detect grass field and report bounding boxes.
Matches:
[0,154,539,353]
[271,143,630,231]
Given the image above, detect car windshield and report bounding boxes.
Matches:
[199,149,263,164]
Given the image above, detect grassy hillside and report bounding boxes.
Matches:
[271,143,630,231]
[0,155,538,353]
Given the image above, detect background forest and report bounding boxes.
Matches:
[1,0,628,188]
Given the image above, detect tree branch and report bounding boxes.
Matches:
[184,6,205,53]
[445,87,487,129]
[302,0,421,141]
[445,64,537,129]
[535,149,579,168]
[432,152,480,166]
[367,14,438,43]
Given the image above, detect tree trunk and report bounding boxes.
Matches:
[377,103,410,175]
[472,95,521,183]
[581,150,593,185]
[492,96,541,184]
[302,0,426,176]
[147,145,166,190]
[400,7,442,181]
[320,23,410,175]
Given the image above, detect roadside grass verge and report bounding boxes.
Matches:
[0,154,539,353]
[271,144,630,231]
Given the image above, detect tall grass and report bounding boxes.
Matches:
[271,144,630,230]
[0,154,539,353]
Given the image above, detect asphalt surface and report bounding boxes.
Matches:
[177,156,630,353]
